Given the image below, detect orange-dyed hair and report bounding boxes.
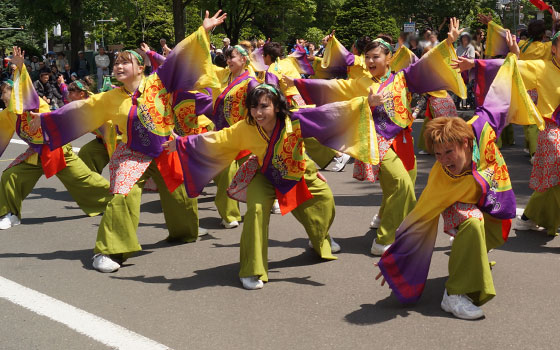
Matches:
[424,117,474,153]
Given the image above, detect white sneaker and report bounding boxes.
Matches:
[515,216,544,231]
[308,236,341,253]
[0,213,19,230]
[418,150,429,155]
[271,200,281,214]
[441,289,484,320]
[221,220,239,229]
[240,276,264,290]
[370,238,391,256]
[369,214,381,229]
[331,153,351,172]
[92,254,120,273]
[523,148,530,154]
[198,227,209,236]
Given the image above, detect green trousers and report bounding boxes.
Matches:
[78,138,110,174]
[376,148,417,245]
[240,161,337,282]
[523,124,538,156]
[447,214,504,306]
[525,186,560,236]
[94,160,199,257]
[214,158,244,224]
[496,124,515,149]
[304,137,337,169]
[417,118,429,152]
[0,144,112,219]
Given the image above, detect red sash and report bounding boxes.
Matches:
[40,145,66,178]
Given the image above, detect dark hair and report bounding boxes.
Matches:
[67,80,90,92]
[224,44,250,60]
[262,42,283,62]
[214,53,227,68]
[245,84,290,126]
[355,36,372,55]
[363,41,391,56]
[527,20,546,41]
[376,33,394,45]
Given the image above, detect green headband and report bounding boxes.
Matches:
[373,38,393,53]
[257,83,278,96]
[75,80,87,91]
[125,50,144,65]
[234,45,251,66]
[1,79,14,88]
[552,31,560,42]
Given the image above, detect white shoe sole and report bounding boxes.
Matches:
[441,301,484,320]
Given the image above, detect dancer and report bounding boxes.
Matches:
[0,47,112,230]
[455,26,560,237]
[286,18,467,255]
[375,52,541,319]
[31,11,227,272]
[166,84,381,289]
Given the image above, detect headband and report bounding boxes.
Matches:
[1,79,14,88]
[125,50,144,66]
[373,38,393,53]
[75,80,87,91]
[234,45,251,66]
[552,31,560,42]
[256,83,278,95]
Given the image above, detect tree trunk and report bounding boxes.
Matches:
[69,0,84,69]
[173,0,186,43]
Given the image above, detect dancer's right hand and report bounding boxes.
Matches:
[202,10,227,32]
[28,111,41,134]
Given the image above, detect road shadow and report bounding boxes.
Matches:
[111,250,330,291]
[26,187,74,202]
[498,230,559,254]
[344,277,479,324]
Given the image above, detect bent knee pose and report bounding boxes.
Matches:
[0,49,111,230]
[169,83,381,290]
[376,49,542,320]
[288,18,468,255]
[32,12,227,272]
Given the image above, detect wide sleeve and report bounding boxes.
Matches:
[293,76,371,105]
[156,26,220,93]
[40,90,120,150]
[516,59,544,91]
[320,36,355,72]
[10,64,40,114]
[378,163,481,304]
[176,121,252,197]
[390,45,419,73]
[484,21,510,57]
[0,109,17,157]
[286,50,315,76]
[146,50,166,71]
[291,96,379,165]
[402,40,467,98]
[473,54,544,135]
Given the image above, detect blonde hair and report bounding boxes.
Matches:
[424,117,474,153]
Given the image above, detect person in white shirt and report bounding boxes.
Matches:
[94,47,110,91]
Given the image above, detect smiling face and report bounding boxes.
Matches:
[250,95,278,135]
[113,54,143,84]
[226,49,247,76]
[364,46,391,78]
[433,140,472,176]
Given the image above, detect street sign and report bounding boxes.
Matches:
[404,22,416,33]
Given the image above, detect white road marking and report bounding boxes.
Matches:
[10,139,80,152]
[0,276,171,350]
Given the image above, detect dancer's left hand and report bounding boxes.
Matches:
[446,17,464,45]
[28,111,41,134]
[203,10,227,32]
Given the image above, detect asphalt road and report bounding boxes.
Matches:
[0,120,558,350]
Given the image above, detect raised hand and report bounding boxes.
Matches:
[506,30,520,57]
[446,17,464,45]
[451,56,475,72]
[322,30,335,43]
[139,42,150,53]
[163,44,171,56]
[477,13,493,26]
[11,46,25,70]
[552,6,559,23]
[202,10,227,32]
